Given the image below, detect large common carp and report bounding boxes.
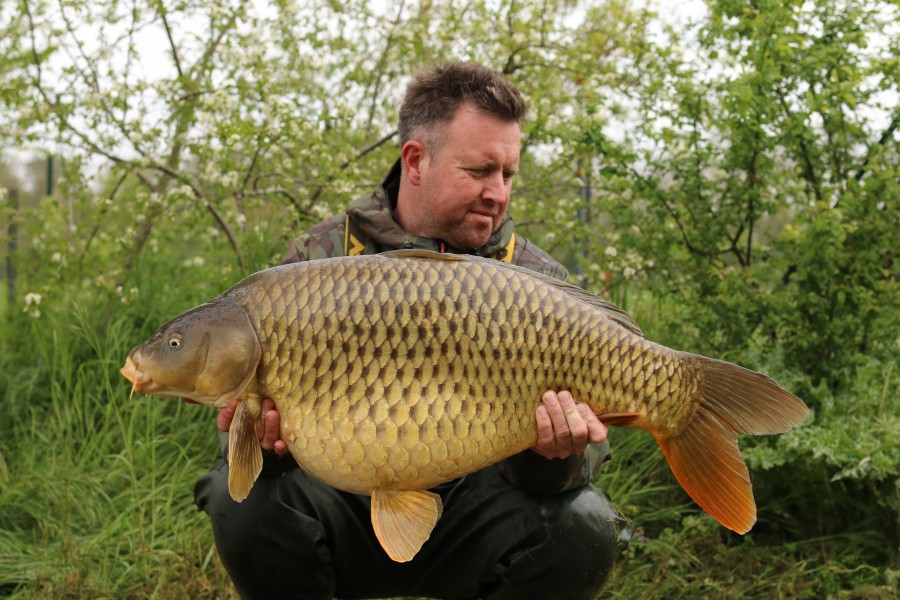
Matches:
[120,250,808,562]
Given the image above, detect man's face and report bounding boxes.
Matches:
[411,105,521,249]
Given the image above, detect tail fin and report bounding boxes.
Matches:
[654,357,809,534]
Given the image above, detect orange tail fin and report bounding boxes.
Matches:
[654,356,809,534]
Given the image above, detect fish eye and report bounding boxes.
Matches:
[168,336,183,349]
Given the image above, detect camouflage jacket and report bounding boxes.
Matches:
[279,159,606,495]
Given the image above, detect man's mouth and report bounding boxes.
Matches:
[469,210,497,223]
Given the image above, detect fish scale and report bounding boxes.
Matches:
[121,249,808,563]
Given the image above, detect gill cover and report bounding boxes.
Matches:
[125,297,261,407]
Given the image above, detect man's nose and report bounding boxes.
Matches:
[481,172,509,204]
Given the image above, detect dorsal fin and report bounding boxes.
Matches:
[377,249,643,337]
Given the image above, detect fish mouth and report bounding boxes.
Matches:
[120,354,157,399]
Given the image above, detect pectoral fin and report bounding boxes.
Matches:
[371,489,443,563]
[597,411,643,427]
[227,398,263,502]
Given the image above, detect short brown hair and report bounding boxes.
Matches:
[398,62,526,151]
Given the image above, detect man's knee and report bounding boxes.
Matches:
[491,485,632,600]
[194,462,335,599]
[546,485,632,576]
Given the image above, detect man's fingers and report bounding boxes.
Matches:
[273,439,289,456]
[216,400,237,432]
[542,390,571,437]
[259,408,281,451]
[535,405,555,450]
[559,391,589,449]
[577,403,608,446]
[532,390,609,459]
[542,390,573,457]
[258,399,289,456]
[216,398,287,456]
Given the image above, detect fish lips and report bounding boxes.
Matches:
[120,350,183,398]
[120,352,160,398]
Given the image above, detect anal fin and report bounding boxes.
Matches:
[371,489,443,563]
[654,409,755,534]
[227,398,263,502]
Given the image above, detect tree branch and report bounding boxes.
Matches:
[77,169,130,277]
[855,110,899,183]
[155,0,184,79]
[341,129,398,169]
[306,129,398,207]
[654,187,700,258]
[240,187,310,221]
[776,86,823,202]
[741,140,761,267]
[364,0,406,135]
[22,0,46,90]
[57,0,101,94]
[189,2,242,80]
[147,161,244,268]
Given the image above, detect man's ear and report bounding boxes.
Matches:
[400,141,426,186]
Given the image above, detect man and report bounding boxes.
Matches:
[194,62,631,600]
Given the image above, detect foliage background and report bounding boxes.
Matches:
[1,0,897,598]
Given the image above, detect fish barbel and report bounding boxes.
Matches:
[120,250,808,562]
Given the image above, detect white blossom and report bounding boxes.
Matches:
[221,171,240,187]
[23,292,42,318]
[24,292,42,306]
[182,256,206,267]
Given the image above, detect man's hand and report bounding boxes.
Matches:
[532,390,607,459]
[217,398,289,456]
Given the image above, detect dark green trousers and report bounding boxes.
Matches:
[194,457,631,600]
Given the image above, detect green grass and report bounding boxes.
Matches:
[0,298,235,598]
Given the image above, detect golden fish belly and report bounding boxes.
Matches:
[236,254,698,495]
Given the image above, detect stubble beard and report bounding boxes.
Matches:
[416,187,499,250]
[433,212,496,250]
